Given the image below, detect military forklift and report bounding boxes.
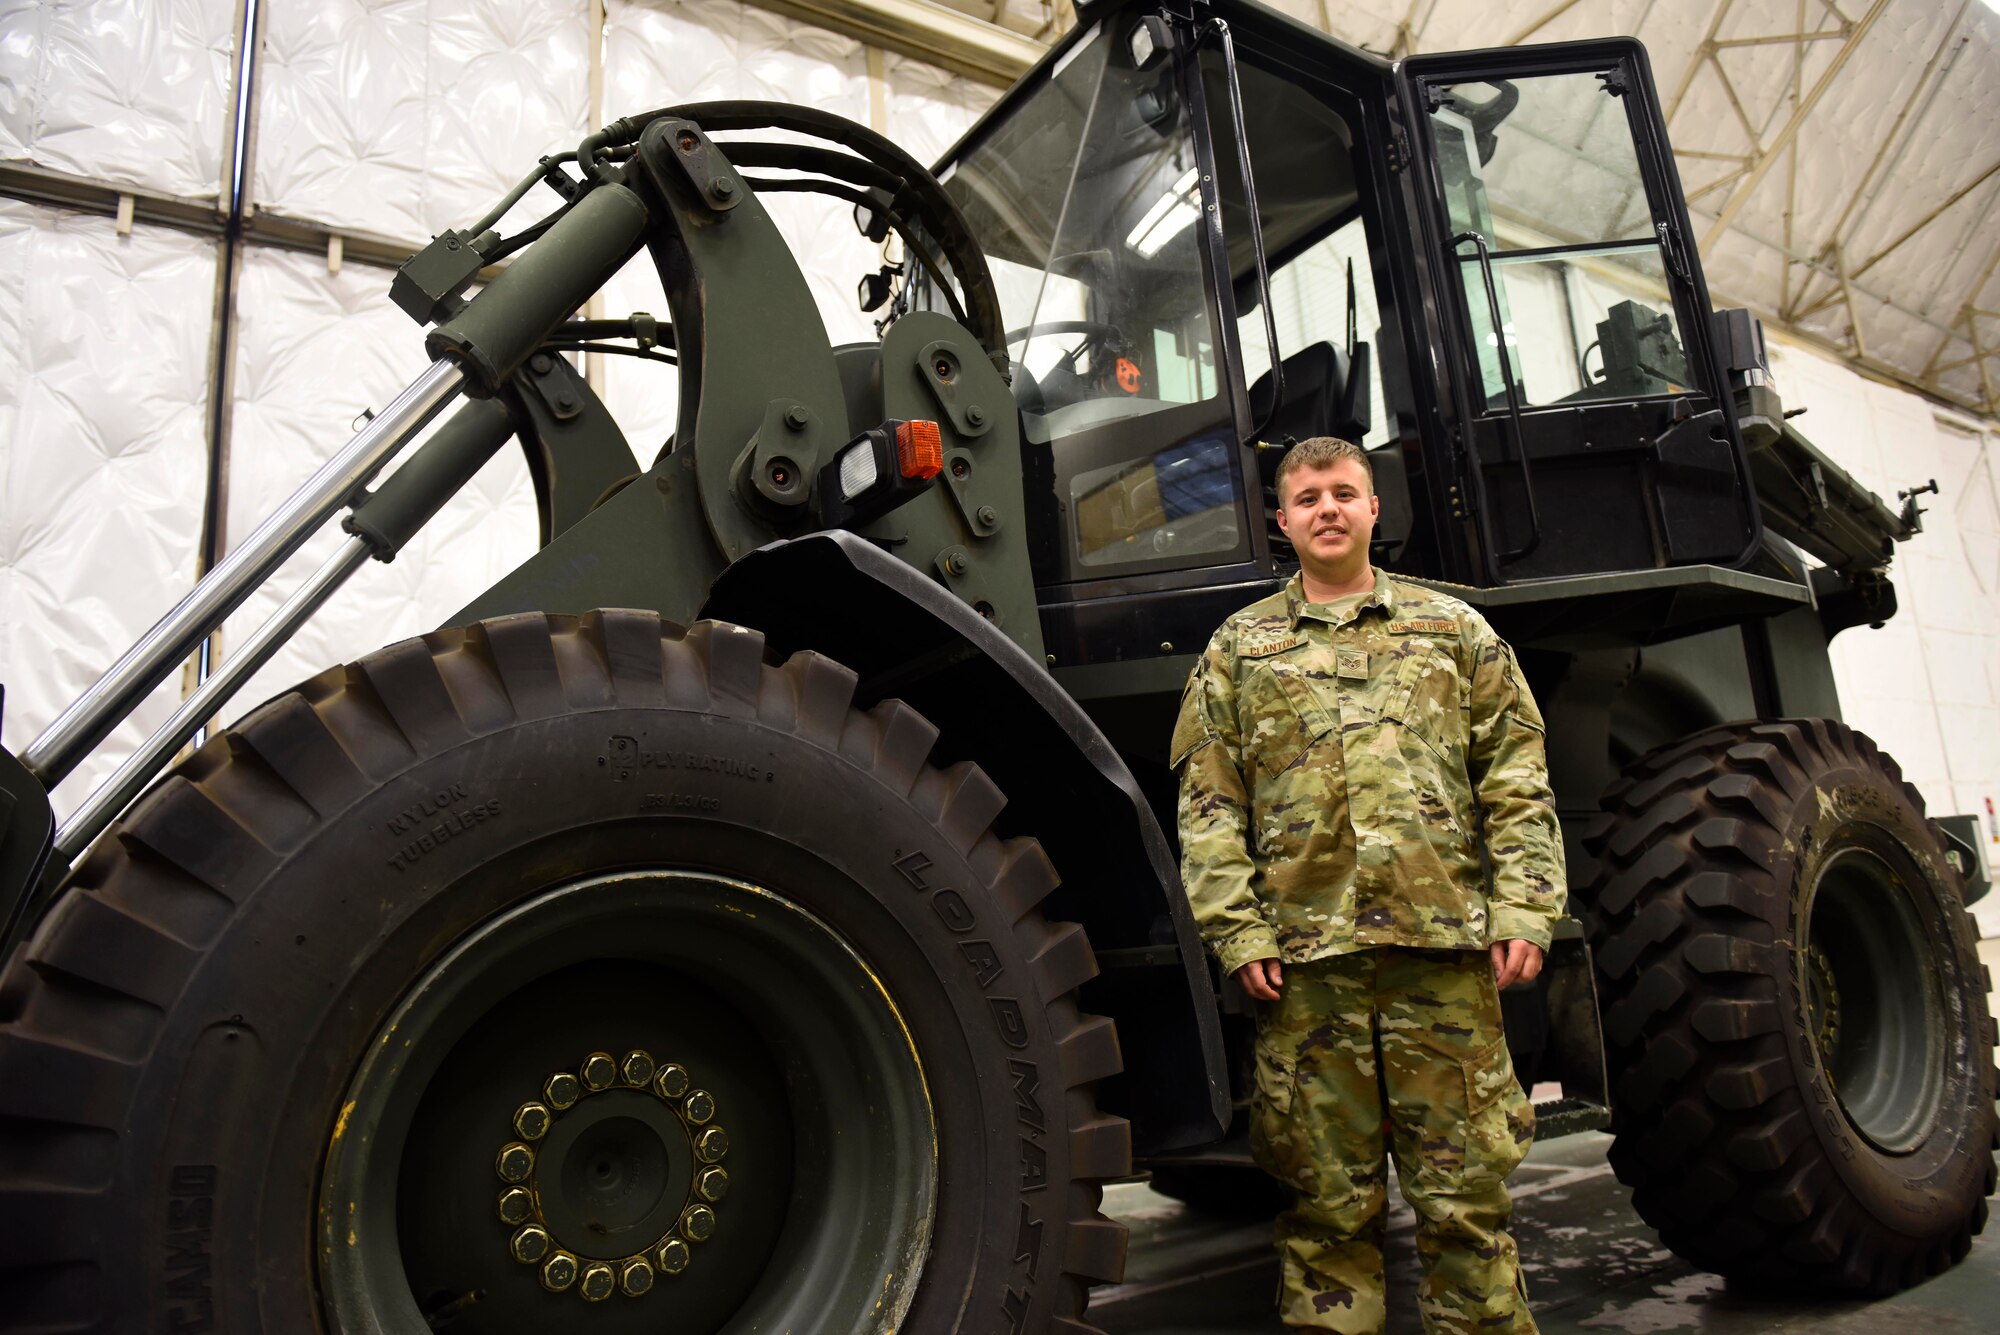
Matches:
[0,0,1992,1330]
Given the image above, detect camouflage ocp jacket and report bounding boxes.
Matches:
[1171,569,1565,975]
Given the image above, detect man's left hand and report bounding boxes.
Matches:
[1491,938,1544,989]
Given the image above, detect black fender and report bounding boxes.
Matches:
[704,530,1228,1155]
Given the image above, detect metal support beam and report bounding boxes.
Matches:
[1836,243,1866,360]
[1805,0,1969,284]
[1701,0,1888,247]
[737,0,1045,88]
[1666,0,1737,125]
[1794,157,2000,321]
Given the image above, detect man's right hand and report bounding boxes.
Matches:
[1234,957,1285,1002]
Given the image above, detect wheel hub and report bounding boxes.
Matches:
[1803,842,1947,1154]
[1804,942,1842,1074]
[319,870,936,1335]
[493,1051,731,1301]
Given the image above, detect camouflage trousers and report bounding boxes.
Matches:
[1248,947,1537,1333]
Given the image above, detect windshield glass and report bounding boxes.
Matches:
[1432,72,1695,408]
[936,21,1246,579]
[940,27,1228,448]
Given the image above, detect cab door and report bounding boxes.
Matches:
[1401,40,1760,584]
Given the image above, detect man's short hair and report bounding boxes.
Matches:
[1273,436,1372,503]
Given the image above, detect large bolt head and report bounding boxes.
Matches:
[580,1052,617,1091]
[653,1063,690,1100]
[620,1050,655,1087]
[510,1225,551,1264]
[544,1071,580,1110]
[695,1126,729,1163]
[682,1089,715,1125]
[697,1165,730,1202]
[680,1203,717,1242]
[579,1261,616,1302]
[513,1102,551,1141]
[541,1251,578,1291]
[497,1187,534,1225]
[655,1237,690,1275]
[619,1256,655,1296]
[495,1142,535,1183]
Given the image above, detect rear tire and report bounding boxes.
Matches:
[1584,719,1997,1294]
[0,613,1130,1332]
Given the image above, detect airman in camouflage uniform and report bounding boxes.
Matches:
[1172,437,1564,1333]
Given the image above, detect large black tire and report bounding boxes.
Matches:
[1584,718,1998,1294]
[0,613,1130,1333]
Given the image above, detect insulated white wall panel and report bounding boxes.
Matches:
[1770,339,2000,924]
[606,0,883,356]
[254,0,591,241]
[881,48,994,170]
[0,201,216,818]
[216,247,537,724]
[0,0,237,199]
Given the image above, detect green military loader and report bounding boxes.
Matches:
[0,0,1992,1329]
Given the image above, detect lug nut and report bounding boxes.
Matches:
[621,1050,656,1087]
[681,1203,717,1242]
[510,1224,551,1264]
[697,1165,731,1202]
[541,1250,578,1291]
[655,1238,690,1275]
[497,1187,534,1225]
[967,404,986,426]
[683,1089,715,1124]
[785,405,809,431]
[654,1064,690,1100]
[710,176,736,201]
[696,1126,729,1162]
[620,1256,655,1296]
[579,1261,616,1302]
[545,1071,580,1110]
[514,1101,551,1141]
[495,1142,535,1183]
[976,505,998,526]
[581,1052,617,1092]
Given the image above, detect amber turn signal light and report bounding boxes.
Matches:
[896,420,943,480]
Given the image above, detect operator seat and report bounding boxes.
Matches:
[1248,341,1351,479]
[1247,339,1410,564]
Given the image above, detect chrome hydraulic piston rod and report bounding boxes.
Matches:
[54,534,377,860]
[22,359,466,787]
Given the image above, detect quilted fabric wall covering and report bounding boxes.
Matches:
[0,0,236,200]
[255,0,593,241]
[0,201,217,814]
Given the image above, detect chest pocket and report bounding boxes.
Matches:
[1238,641,1335,778]
[1382,636,1463,755]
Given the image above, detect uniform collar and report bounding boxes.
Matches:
[1285,568,1394,630]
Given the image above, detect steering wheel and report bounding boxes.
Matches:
[1004,320,1139,410]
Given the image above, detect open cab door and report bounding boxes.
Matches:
[1401,40,1761,584]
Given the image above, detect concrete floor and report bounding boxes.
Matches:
[1090,938,2000,1334]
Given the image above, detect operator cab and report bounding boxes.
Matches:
[927,0,1761,666]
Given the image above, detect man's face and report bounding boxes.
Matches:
[1276,458,1378,576]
